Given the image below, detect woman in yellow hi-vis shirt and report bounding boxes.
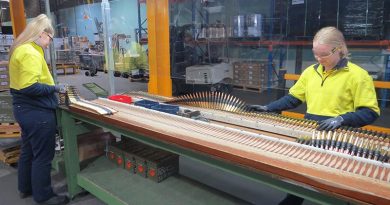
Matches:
[9,14,68,205]
[247,27,380,205]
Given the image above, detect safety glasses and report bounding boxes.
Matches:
[313,47,338,59]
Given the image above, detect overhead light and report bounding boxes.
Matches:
[0,0,10,2]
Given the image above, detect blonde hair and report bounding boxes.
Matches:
[313,26,349,59]
[9,14,54,58]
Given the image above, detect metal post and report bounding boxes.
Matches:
[101,0,115,96]
[365,0,369,36]
[137,0,142,42]
[192,0,196,39]
[381,54,390,108]
[267,45,273,93]
[269,0,275,39]
[336,0,340,29]
[295,46,303,74]
[303,0,308,36]
[277,69,287,100]
[45,0,57,83]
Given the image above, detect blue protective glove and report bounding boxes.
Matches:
[246,105,268,112]
[317,116,344,131]
[55,84,68,94]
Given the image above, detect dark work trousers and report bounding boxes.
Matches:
[13,105,56,203]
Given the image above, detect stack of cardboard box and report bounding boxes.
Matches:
[233,61,269,91]
[0,61,9,91]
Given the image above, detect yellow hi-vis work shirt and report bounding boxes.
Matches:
[289,61,380,117]
[9,42,54,90]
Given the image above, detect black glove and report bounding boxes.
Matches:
[246,105,268,112]
[317,116,344,131]
[55,84,68,94]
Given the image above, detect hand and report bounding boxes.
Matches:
[317,116,344,131]
[55,84,68,94]
[246,104,268,112]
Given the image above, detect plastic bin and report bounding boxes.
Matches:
[108,95,132,104]
[134,99,159,109]
[151,104,179,115]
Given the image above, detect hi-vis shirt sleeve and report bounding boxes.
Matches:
[17,52,43,89]
[288,68,309,103]
[351,74,380,115]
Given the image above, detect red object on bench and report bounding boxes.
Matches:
[108,95,132,104]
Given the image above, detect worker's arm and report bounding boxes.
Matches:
[341,71,380,127]
[266,94,302,112]
[318,107,378,131]
[319,71,380,131]
[340,107,379,127]
[16,82,56,96]
[247,94,302,113]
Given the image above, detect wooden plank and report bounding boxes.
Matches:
[5,157,19,164]
[362,125,390,134]
[0,123,21,138]
[374,81,390,89]
[233,85,264,92]
[284,73,300,81]
[281,111,304,119]
[0,144,20,165]
[0,134,21,138]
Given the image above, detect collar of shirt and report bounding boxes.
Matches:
[316,58,349,75]
[333,58,348,70]
[30,42,44,56]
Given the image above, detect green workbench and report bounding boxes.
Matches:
[58,108,347,205]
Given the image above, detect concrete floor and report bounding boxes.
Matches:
[0,162,103,205]
[1,69,388,204]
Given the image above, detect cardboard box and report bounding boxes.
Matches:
[145,151,179,183]
[134,148,158,177]
[0,73,7,78]
[119,137,179,182]
[78,131,115,162]
[124,143,148,173]
[107,144,124,167]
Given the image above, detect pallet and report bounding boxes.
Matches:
[233,85,264,92]
[0,122,21,138]
[50,63,80,75]
[0,144,20,165]
[56,64,80,75]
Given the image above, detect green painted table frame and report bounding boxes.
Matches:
[59,108,347,205]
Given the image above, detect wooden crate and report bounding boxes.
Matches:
[0,144,20,165]
[0,122,21,138]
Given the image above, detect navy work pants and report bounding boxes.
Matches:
[13,105,56,202]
